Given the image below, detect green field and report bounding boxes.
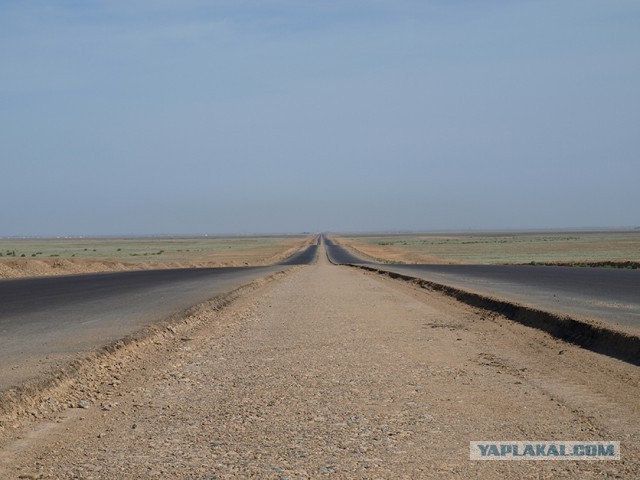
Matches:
[338,230,640,266]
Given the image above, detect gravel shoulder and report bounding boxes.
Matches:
[0,247,637,478]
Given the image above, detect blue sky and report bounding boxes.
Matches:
[1,0,639,235]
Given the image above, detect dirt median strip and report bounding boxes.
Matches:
[0,267,297,427]
[349,264,640,366]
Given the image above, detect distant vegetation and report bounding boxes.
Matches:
[528,261,640,269]
[340,231,640,266]
[0,236,309,266]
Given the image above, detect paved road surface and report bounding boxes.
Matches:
[276,242,319,265]
[0,243,318,391]
[324,236,640,329]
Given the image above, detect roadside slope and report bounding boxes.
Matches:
[1,247,637,478]
[0,236,315,280]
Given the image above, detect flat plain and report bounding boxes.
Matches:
[0,236,310,279]
[335,230,640,266]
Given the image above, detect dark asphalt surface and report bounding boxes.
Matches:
[277,242,319,265]
[0,242,318,391]
[324,236,640,330]
[324,237,375,265]
[0,267,269,319]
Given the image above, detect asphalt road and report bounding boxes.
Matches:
[3,236,637,391]
[324,237,375,265]
[277,242,319,265]
[324,236,640,329]
[0,244,318,391]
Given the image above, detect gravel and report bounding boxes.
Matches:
[1,248,637,478]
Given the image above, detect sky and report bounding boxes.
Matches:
[1,0,639,236]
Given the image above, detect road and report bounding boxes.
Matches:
[276,238,319,265]
[324,236,640,329]
[0,243,318,391]
[2,243,637,478]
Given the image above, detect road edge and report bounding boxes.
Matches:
[0,266,299,430]
[350,264,640,366]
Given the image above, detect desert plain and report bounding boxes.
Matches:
[0,232,638,479]
[0,236,311,279]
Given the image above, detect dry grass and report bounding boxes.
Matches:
[336,231,640,265]
[0,236,313,279]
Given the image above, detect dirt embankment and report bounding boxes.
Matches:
[335,232,640,266]
[522,261,640,269]
[0,238,314,280]
[335,240,640,269]
[332,237,463,265]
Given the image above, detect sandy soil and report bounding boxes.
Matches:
[333,239,458,265]
[0,240,311,280]
[0,247,637,478]
[337,231,640,265]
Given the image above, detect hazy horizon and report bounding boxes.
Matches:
[2,226,639,241]
[2,1,638,236]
